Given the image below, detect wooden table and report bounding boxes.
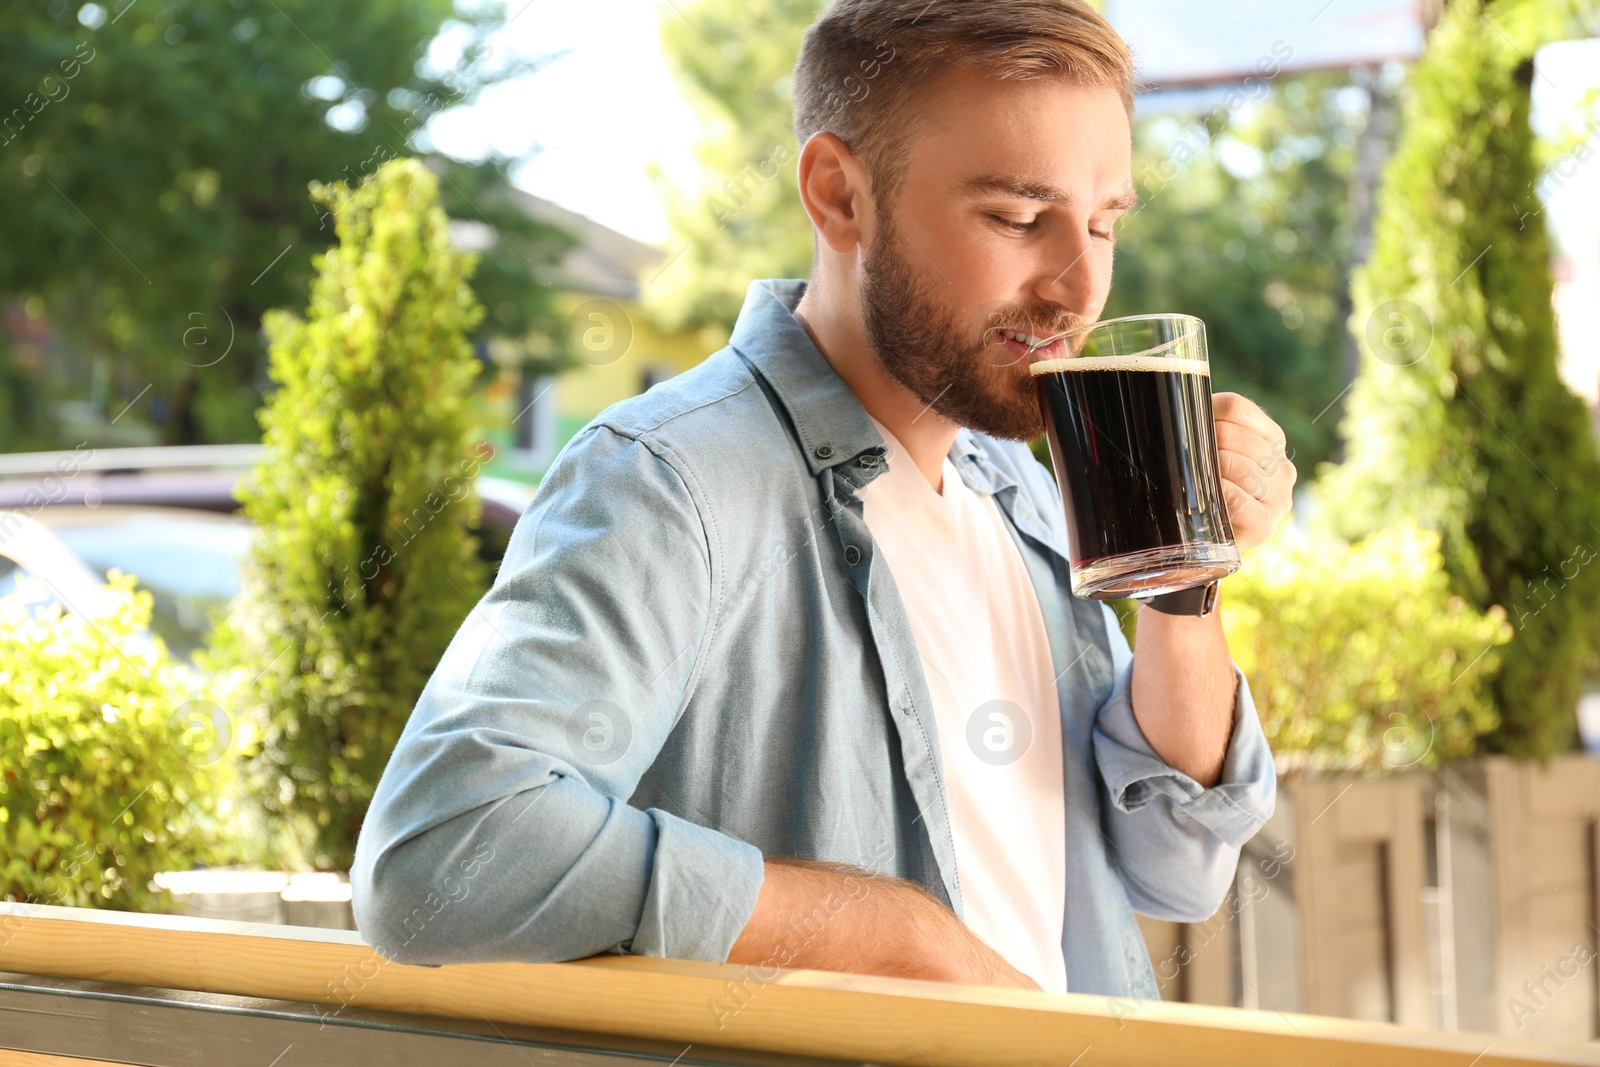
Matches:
[0,903,1592,1066]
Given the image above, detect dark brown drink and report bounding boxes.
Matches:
[1032,353,1237,598]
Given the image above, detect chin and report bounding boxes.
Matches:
[969,385,1045,441]
[956,398,1044,442]
[977,418,1045,443]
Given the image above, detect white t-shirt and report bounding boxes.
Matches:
[859,419,1069,993]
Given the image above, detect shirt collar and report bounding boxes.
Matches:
[728,279,1024,504]
[947,428,1013,497]
[728,279,887,478]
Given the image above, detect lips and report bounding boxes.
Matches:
[988,328,1066,363]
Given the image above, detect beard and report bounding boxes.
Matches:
[859,215,1087,442]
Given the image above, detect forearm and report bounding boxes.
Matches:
[726,858,1037,988]
[1129,600,1238,788]
[728,858,908,975]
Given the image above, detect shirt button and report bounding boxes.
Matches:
[814,443,834,459]
[858,454,880,468]
[844,545,862,566]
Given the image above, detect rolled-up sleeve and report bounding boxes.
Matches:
[1091,605,1276,922]
[350,424,765,966]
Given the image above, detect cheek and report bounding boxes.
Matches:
[946,234,1043,300]
[952,247,1019,294]
[947,253,1033,337]
[928,220,1003,274]
[1091,246,1117,307]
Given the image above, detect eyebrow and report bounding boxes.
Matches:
[960,173,1139,212]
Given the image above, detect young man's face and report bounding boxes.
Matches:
[859,67,1135,440]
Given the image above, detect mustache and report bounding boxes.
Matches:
[978,309,1094,344]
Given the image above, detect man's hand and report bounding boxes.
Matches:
[1124,392,1290,786]
[727,858,1041,991]
[1212,392,1296,552]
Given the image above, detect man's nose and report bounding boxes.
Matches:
[1034,228,1103,314]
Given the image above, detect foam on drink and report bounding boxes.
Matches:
[1033,352,1232,590]
[1029,356,1210,377]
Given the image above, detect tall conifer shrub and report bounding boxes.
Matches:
[1320,0,1600,757]
[217,159,487,867]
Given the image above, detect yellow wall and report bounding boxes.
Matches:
[479,290,731,484]
[552,290,727,428]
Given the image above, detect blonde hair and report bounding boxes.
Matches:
[792,0,1135,205]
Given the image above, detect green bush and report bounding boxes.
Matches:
[0,573,233,910]
[1222,524,1511,771]
[212,158,487,872]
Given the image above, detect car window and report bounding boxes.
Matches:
[0,555,28,601]
[51,519,250,661]
[0,558,66,617]
[0,554,19,597]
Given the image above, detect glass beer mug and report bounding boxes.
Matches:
[1029,313,1240,600]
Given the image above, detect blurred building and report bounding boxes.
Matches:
[1104,0,1431,88]
[471,192,724,485]
[1538,39,1600,422]
[1554,247,1600,410]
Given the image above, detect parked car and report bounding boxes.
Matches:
[0,511,120,620]
[28,505,249,661]
[0,444,535,576]
[0,446,538,660]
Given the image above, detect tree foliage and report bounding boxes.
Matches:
[0,0,570,446]
[645,0,818,336]
[1108,72,1378,472]
[0,573,233,910]
[213,159,486,871]
[1317,0,1600,758]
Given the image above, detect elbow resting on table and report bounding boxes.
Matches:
[351,823,585,968]
[350,778,664,967]
[352,833,497,966]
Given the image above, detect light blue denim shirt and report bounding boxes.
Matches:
[351,278,1276,999]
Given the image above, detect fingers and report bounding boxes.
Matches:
[1213,392,1286,450]
[1211,393,1296,552]
[1214,392,1296,503]
[1220,451,1268,501]
[1219,444,1296,552]
[1220,445,1296,497]
[1215,419,1276,468]
[1222,477,1271,535]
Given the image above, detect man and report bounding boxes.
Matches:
[352,0,1293,999]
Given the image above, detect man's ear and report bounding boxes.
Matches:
[796,131,870,255]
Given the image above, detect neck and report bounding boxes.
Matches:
[793,281,960,491]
